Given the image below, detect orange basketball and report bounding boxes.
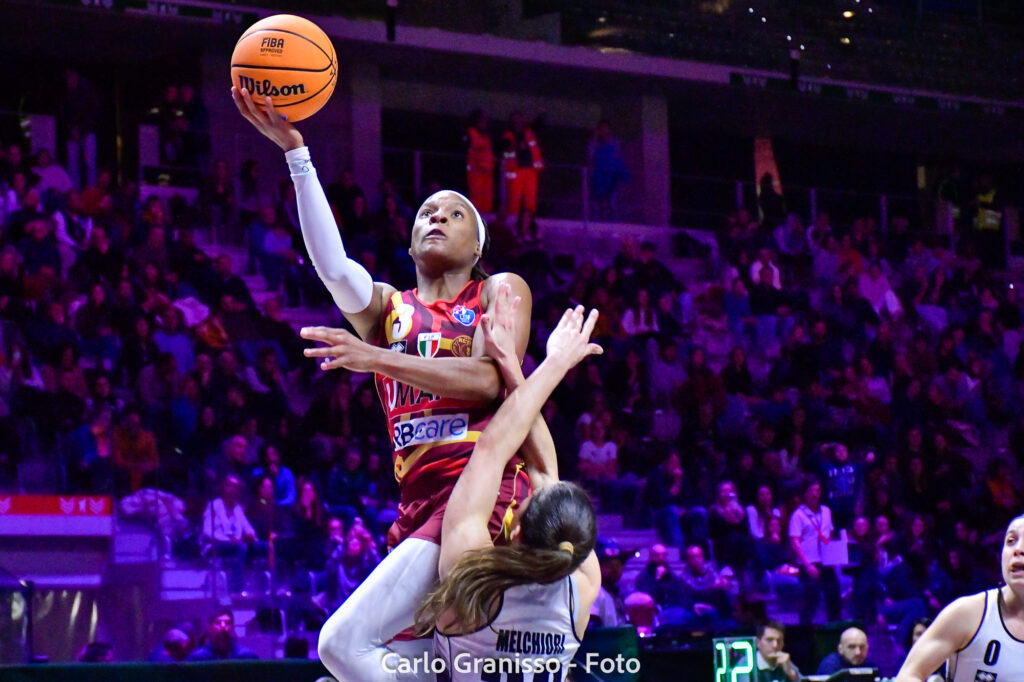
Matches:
[231,14,337,122]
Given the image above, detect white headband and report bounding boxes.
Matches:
[447,190,487,250]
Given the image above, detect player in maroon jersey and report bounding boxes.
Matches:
[233,87,542,682]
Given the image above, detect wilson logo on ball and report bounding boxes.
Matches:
[237,75,307,97]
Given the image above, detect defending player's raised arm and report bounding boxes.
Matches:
[895,593,984,682]
[439,305,601,576]
[512,395,560,490]
[232,87,389,339]
[480,280,559,490]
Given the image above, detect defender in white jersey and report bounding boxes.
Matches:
[896,514,1024,682]
[414,287,603,681]
[434,579,580,682]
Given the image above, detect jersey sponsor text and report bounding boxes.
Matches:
[393,413,469,450]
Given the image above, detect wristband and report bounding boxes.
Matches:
[285,146,313,175]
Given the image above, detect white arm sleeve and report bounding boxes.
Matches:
[285,146,374,314]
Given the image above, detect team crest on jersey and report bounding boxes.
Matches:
[450,334,473,357]
[389,341,407,353]
[385,300,415,344]
[975,671,997,682]
[417,332,442,358]
[452,304,476,326]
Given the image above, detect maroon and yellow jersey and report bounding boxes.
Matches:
[374,279,530,548]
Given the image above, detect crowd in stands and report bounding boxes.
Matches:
[0,134,398,615]
[147,82,211,170]
[567,194,1022,665]
[1,107,1022,669]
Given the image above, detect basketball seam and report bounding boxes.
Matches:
[236,27,334,66]
[231,63,331,73]
[272,70,337,109]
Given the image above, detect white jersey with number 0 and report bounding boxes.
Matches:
[434,576,581,682]
[947,588,1024,682]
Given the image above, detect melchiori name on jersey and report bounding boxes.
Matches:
[393,413,470,449]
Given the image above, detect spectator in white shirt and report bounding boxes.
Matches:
[31,149,73,197]
[746,484,781,540]
[1,172,27,224]
[202,473,255,592]
[789,477,842,625]
[621,288,659,338]
[858,261,903,319]
[750,248,782,290]
[578,421,617,481]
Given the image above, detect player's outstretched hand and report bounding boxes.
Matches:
[480,281,521,370]
[301,326,378,372]
[545,305,602,368]
[231,86,305,152]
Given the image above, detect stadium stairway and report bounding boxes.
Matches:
[596,512,681,592]
[112,503,290,641]
[193,234,342,335]
[194,233,343,415]
[107,509,282,656]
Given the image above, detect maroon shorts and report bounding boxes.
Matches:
[386,460,532,549]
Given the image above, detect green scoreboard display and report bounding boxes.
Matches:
[712,636,757,682]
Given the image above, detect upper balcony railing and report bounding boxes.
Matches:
[383,144,1018,264]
